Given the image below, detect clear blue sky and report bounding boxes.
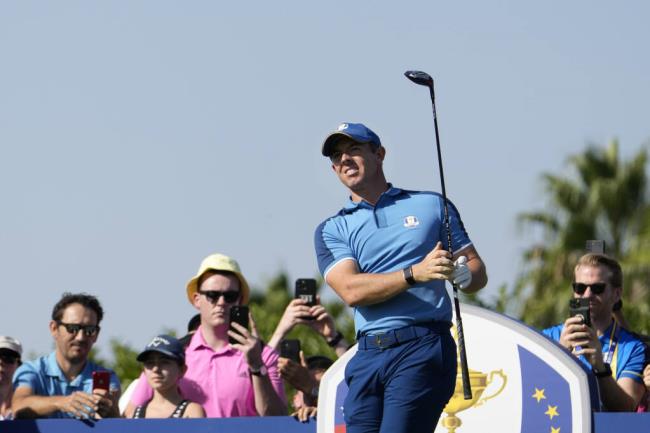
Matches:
[1,1,649,359]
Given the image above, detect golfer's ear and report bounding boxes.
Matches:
[377,146,386,161]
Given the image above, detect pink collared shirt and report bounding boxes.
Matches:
[130,330,285,417]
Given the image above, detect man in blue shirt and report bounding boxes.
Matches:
[314,123,487,433]
[542,253,646,411]
[12,293,120,419]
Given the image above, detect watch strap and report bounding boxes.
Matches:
[327,331,343,347]
[593,363,612,378]
[403,266,416,286]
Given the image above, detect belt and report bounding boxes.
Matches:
[357,322,451,351]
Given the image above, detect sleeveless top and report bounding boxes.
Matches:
[132,399,190,419]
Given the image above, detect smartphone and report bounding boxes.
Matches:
[569,298,591,327]
[295,278,317,321]
[229,305,249,345]
[92,371,110,392]
[585,240,605,254]
[280,339,301,363]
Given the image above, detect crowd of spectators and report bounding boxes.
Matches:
[1,252,350,421]
[1,250,649,422]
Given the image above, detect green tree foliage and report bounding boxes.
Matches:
[513,140,650,332]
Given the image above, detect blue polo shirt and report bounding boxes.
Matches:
[13,351,120,419]
[314,185,472,334]
[543,321,646,382]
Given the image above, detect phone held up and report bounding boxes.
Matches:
[569,298,591,328]
[280,339,301,363]
[92,371,110,392]
[295,278,317,320]
[229,305,250,345]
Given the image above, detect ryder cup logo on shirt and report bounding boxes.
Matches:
[403,216,419,228]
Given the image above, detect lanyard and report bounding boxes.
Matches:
[602,320,619,375]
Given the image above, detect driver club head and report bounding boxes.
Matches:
[404,70,433,87]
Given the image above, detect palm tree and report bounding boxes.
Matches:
[513,140,649,332]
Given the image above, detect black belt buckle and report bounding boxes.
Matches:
[373,332,393,349]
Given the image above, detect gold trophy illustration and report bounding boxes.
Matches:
[439,328,507,433]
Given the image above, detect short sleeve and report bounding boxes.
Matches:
[618,340,646,382]
[12,362,43,394]
[314,218,355,277]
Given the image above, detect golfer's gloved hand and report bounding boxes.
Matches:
[451,256,471,289]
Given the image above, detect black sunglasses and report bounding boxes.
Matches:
[0,353,20,365]
[572,282,607,295]
[198,289,239,304]
[57,321,101,337]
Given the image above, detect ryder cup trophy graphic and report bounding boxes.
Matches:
[440,328,507,433]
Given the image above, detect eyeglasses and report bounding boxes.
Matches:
[198,290,239,304]
[572,282,607,295]
[57,321,101,337]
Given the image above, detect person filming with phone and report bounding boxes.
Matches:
[125,253,286,417]
[542,253,646,411]
[12,293,120,419]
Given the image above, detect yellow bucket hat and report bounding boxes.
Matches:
[186,253,250,305]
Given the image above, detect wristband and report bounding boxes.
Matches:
[403,266,416,286]
[327,331,343,347]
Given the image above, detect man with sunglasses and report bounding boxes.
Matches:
[12,293,120,419]
[125,253,286,417]
[0,336,22,420]
[542,253,646,411]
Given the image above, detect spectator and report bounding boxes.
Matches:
[125,253,286,417]
[0,336,22,420]
[119,314,202,415]
[281,354,333,422]
[269,297,349,357]
[12,293,120,419]
[542,253,646,411]
[131,335,204,418]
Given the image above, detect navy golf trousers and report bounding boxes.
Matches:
[343,323,457,433]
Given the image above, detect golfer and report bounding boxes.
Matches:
[314,123,487,433]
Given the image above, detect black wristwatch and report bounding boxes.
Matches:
[249,364,268,377]
[327,331,343,347]
[403,266,416,286]
[593,363,612,378]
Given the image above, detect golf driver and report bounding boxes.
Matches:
[404,70,473,400]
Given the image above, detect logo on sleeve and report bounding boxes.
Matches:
[403,216,419,228]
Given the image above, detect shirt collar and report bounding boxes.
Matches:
[188,328,236,355]
[343,184,403,211]
[44,351,90,386]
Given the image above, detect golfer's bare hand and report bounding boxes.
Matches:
[412,242,454,283]
[57,391,100,418]
[643,364,650,388]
